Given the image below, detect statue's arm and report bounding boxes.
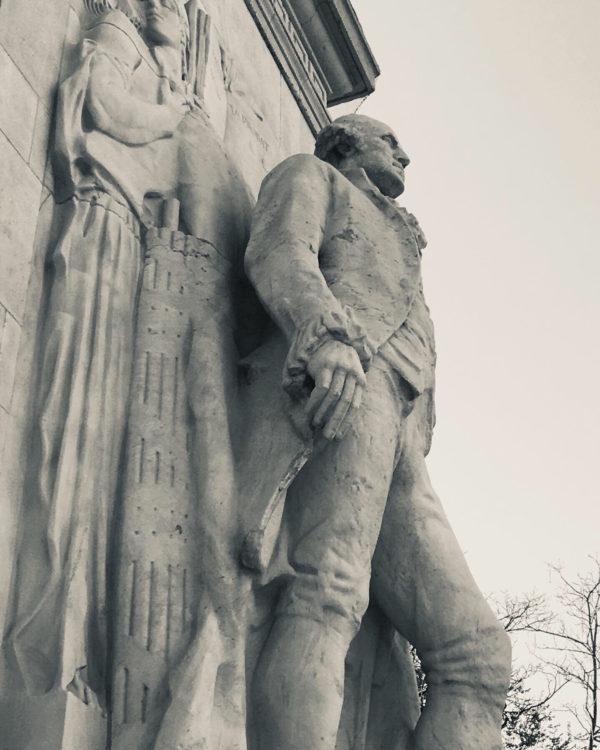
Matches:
[245,155,370,438]
[245,156,342,342]
[85,26,186,145]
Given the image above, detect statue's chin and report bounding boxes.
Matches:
[383,180,404,199]
[373,169,405,199]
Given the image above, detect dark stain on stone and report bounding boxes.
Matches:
[331,227,360,243]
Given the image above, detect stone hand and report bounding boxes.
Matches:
[166,91,190,130]
[86,55,189,143]
[158,78,190,126]
[306,340,366,440]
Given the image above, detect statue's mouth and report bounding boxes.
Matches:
[393,163,405,183]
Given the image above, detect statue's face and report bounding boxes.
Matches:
[143,0,181,49]
[349,118,410,198]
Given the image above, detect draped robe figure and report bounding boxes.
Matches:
[3,1,252,712]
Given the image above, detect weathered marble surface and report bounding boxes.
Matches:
[0,1,315,748]
[3,0,244,707]
[243,114,512,750]
[0,3,509,750]
[1,2,420,748]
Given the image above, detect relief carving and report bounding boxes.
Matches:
[2,3,509,749]
[3,0,252,727]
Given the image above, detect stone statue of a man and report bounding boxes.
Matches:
[244,114,512,750]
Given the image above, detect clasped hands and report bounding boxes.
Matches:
[306,339,366,441]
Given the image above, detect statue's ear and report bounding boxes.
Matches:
[315,123,359,165]
[331,128,359,163]
[336,140,354,156]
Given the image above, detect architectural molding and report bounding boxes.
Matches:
[290,0,380,105]
[244,0,379,134]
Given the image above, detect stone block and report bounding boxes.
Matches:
[0,404,7,467]
[0,310,21,411]
[224,91,277,196]
[28,100,52,183]
[0,0,70,107]
[195,11,228,140]
[214,1,283,194]
[0,132,43,321]
[278,73,316,160]
[0,401,14,639]
[61,6,86,85]
[220,0,282,128]
[0,45,37,163]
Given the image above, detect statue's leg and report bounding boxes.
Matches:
[371,421,511,750]
[252,362,405,750]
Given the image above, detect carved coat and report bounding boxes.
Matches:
[244,153,436,451]
[149,154,433,750]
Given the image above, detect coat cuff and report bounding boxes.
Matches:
[282,309,373,397]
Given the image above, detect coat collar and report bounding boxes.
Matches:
[339,167,401,214]
[341,166,410,221]
[339,167,383,196]
[338,167,426,254]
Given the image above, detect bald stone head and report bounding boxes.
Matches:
[314,114,410,198]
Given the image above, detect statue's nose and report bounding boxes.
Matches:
[396,148,410,168]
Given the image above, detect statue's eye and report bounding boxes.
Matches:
[382,134,397,148]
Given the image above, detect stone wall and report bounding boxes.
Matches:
[0,0,78,637]
[0,0,67,457]
[0,0,316,621]
[0,2,316,747]
[0,8,81,746]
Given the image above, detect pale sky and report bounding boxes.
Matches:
[337,0,600,597]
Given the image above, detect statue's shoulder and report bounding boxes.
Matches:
[84,10,146,67]
[263,153,334,189]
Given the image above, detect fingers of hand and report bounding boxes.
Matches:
[315,364,334,391]
[322,375,358,440]
[306,385,329,425]
[304,344,366,439]
[312,369,346,429]
[351,381,364,411]
[305,366,333,423]
[333,382,364,441]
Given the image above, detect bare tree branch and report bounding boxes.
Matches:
[494,558,600,750]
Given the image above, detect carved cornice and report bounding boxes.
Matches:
[244,0,330,134]
[289,0,379,105]
[244,0,379,135]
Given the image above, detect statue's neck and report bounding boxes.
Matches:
[340,167,380,196]
[340,167,398,207]
[337,166,410,231]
